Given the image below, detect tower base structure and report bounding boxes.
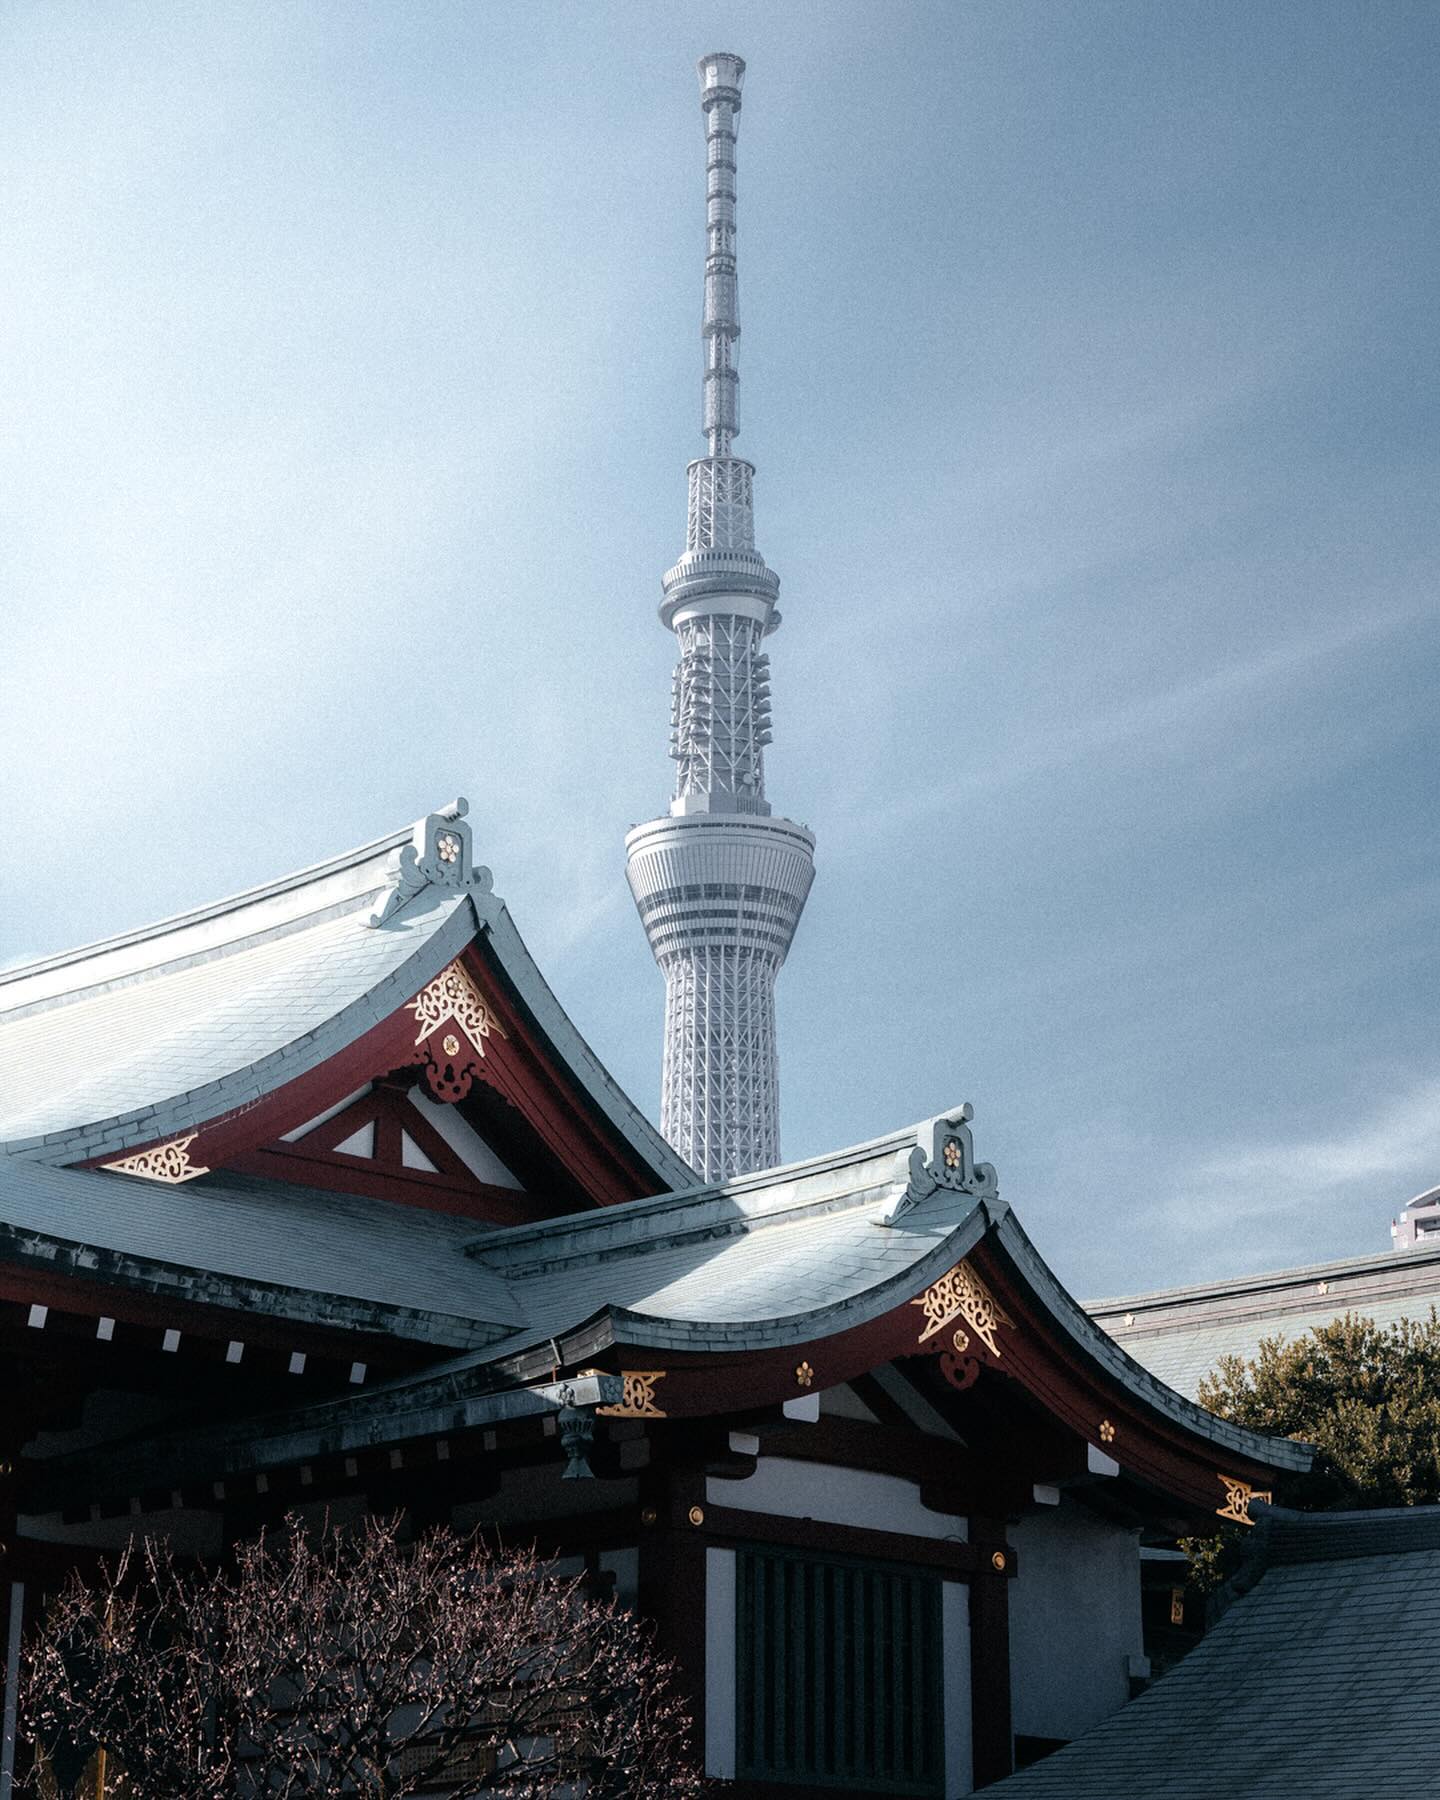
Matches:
[625,811,815,1182]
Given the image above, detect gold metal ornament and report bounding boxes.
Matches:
[597,1372,667,1418]
[102,1133,209,1184]
[408,960,507,1056]
[1215,1474,1272,1526]
[912,1260,1014,1359]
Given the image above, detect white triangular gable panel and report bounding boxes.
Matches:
[281,1085,373,1144]
[400,1131,439,1174]
[818,1384,883,1426]
[333,1120,376,1159]
[408,1088,524,1190]
[868,1364,964,1441]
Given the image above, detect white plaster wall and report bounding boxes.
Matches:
[941,1579,973,1798]
[1007,1500,1144,1744]
[705,1546,737,1779]
[409,1086,523,1188]
[707,1456,967,1542]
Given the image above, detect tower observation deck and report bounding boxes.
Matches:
[625,53,815,1183]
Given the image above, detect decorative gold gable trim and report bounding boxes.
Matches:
[597,1372,667,1418]
[102,1134,209,1184]
[1216,1474,1272,1526]
[912,1259,1014,1359]
[409,961,508,1056]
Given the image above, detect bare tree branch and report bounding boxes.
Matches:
[24,1514,704,1800]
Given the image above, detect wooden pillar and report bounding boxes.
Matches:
[968,1520,1014,1789]
[0,1577,21,1800]
[635,1465,709,1758]
[0,1443,26,1800]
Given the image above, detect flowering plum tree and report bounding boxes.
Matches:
[24,1514,704,1799]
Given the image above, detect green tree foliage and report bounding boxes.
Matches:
[1183,1309,1440,1590]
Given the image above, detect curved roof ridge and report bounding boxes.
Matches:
[0,821,413,1009]
[994,1208,1314,1473]
[464,1118,925,1265]
[469,894,696,1197]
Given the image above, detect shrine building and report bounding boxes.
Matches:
[0,803,1309,1796]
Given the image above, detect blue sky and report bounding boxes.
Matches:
[3,1,1436,1297]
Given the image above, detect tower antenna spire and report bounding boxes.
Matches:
[625,54,816,1185]
[699,51,744,461]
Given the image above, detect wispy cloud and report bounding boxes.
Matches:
[823,597,1430,859]
[1162,1074,1440,1231]
[1216,1078,1440,1195]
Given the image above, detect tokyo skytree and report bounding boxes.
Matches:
[625,53,816,1184]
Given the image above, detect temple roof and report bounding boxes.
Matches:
[465,1123,962,1358]
[24,1114,1311,1506]
[0,802,692,1192]
[1090,1240,1440,1399]
[2,805,1311,1523]
[0,1158,521,1349]
[988,1503,1440,1798]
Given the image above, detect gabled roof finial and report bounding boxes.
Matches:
[368,798,493,928]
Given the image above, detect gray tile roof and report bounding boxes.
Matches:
[0,892,471,1154]
[0,1158,520,1347]
[1090,1244,1440,1399]
[8,1115,1312,1499]
[987,1504,1440,1799]
[0,823,470,1159]
[468,1126,978,1360]
[0,808,693,1192]
[0,814,1311,1495]
[456,1133,1306,1473]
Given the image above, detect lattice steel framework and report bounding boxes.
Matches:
[625,54,815,1184]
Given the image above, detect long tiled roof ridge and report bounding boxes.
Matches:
[1089,1237,1440,1319]
[472,1180,918,1281]
[464,1123,923,1272]
[0,822,411,997]
[995,1210,1314,1473]
[1257,1502,1440,1565]
[0,889,397,1029]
